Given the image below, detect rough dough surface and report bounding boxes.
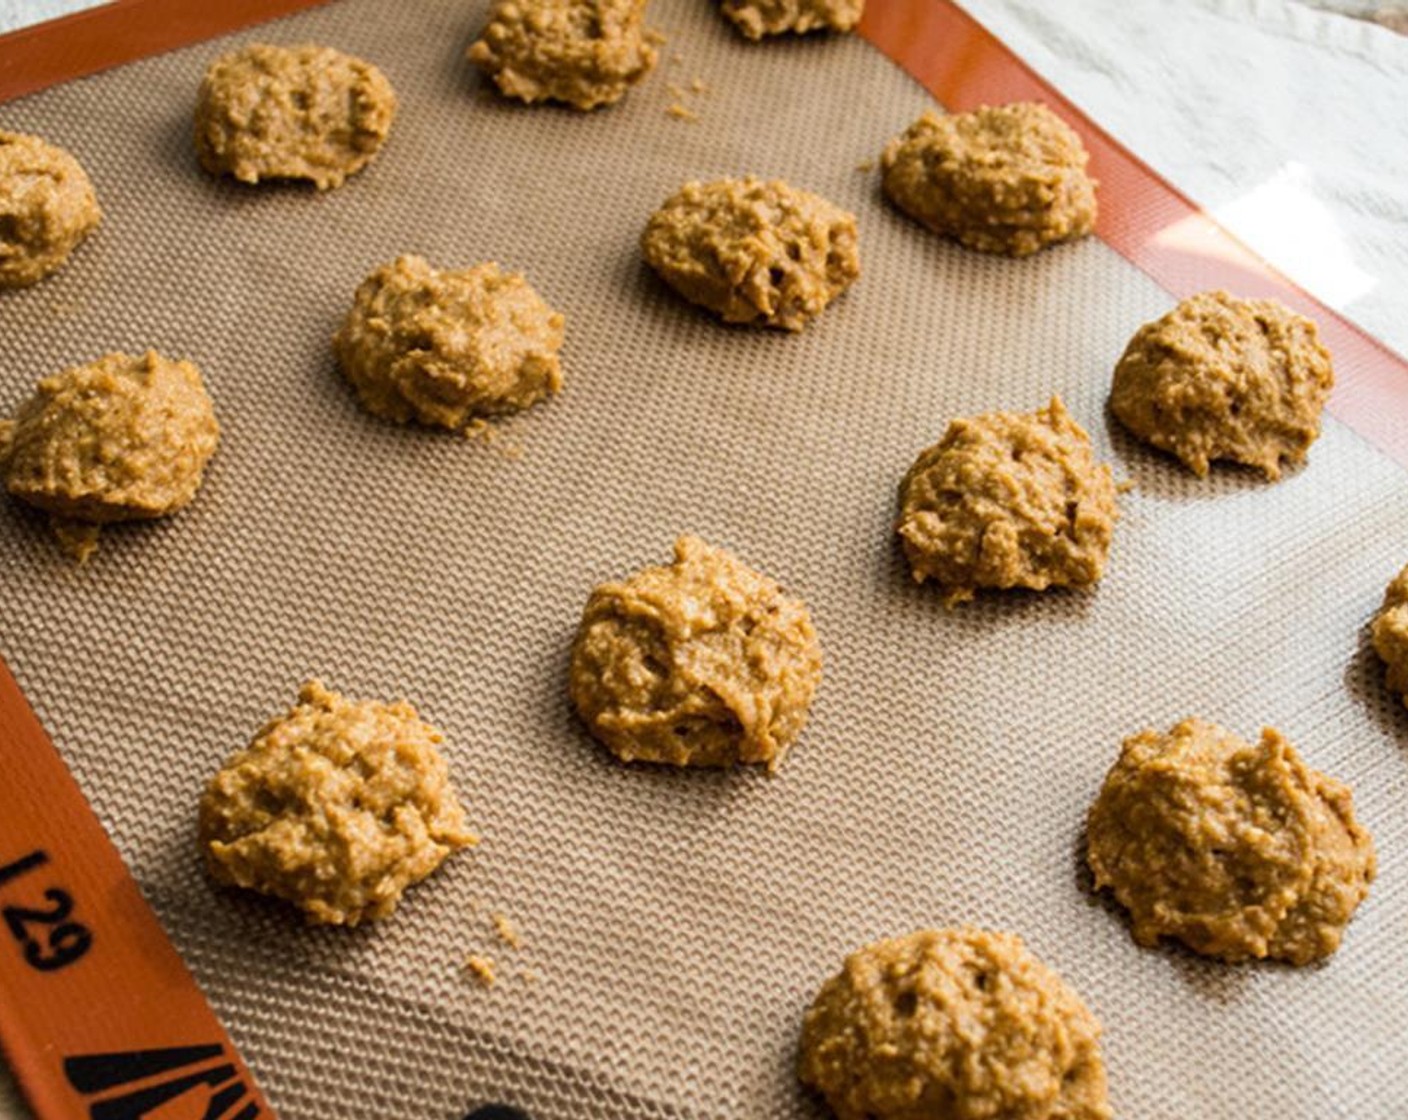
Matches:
[1109,290,1334,479]
[467,0,659,111]
[569,535,823,769]
[195,43,396,191]
[0,131,101,288]
[1087,718,1375,964]
[799,928,1111,1120]
[1371,563,1408,702]
[1,351,219,560]
[880,103,1096,257]
[896,396,1118,606]
[641,177,860,332]
[720,0,862,39]
[199,680,477,925]
[334,254,565,430]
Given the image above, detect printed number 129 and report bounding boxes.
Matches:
[0,851,92,972]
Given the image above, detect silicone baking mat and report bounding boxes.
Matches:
[2,0,1406,1117]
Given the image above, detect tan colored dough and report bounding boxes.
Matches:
[799,928,1111,1120]
[199,680,477,926]
[880,103,1096,257]
[467,0,659,111]
[896,396,1118,606]
[1086,718,1374,964]
[0,131,101,288]
[195,43,396,190]
[720,0,862,39]
[333,255,565,430]
[641,177,859,331]
[1372,563,1408,701]
[1,351,219,561]
[1109,290,1334,479]
[569,535,823,770]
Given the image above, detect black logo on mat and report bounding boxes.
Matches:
[63,1043,259,1120]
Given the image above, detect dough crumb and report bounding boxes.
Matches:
[642,177,859,331]
[690,76,708,93]
[1110,290,1334,479]
[896,396,1118,606]
[467,0,660,111]
[855,157,876,173]
[721,0,863,39]
[0,131,101,288]
[335,255,564,431]
[571,535,823,769]
[1087,718,1375,964]
[518,968,539,985]
[666,103,699,122]
[881,103,1096,256]
[2,351,220,561]
[800,928,1111,1120]
[465,954,497,987]
[199,681,477,926]
[492,912,522,949]
[195,43,396,191]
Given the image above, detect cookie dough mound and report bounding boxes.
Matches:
[641,177,860,332]
[199,680,477,925]
[334,254,565,429]
[467,0,659,111]
[195,43,396,190]
[0,131,101,288]
[896,396,1117,606]
[1371,563,1408,701]
[1,351,219,559]
[1086,719,1374,964]
[880,104,1096,257]
[569,535,823,769]
[1109,290,1334,479]
[799,928,1111,1120]
[720,0,862,39]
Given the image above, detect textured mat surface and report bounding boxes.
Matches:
[1,0,1406,1117]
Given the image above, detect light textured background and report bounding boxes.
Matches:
[1,1,1406,1119]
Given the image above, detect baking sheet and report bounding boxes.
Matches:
[1,0,1406,1116]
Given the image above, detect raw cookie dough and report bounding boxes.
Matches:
[880,103,1096,257]
[1087,718,1375,964]
[569,535,823,769]
[799,928,1111,1120]
[0,131,101,288]
[0,351,219,561]
[467,0,659,111]
[1371,563,1408,703]
[641,177,860,332]
[195,43,396,190]
[199,680,477,925]
[896,396,1118,606]
[720,0,862,39]
[334,254,565,430]
[1109,290,1334,479]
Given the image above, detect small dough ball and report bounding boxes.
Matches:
[1,351,219,560]
[195,43,396,191]
[642,177,860,332]
[1087,718,1374,964]
[720,0,862,40]
[467,0,659,111]
[896,396,1118,606]
[1372,563,1408,701]
[569,535,823,769]
[880,104,1096,257]
[334,254,565,430]
[1109,290,1334,479]
[799,928,1111,1120]
[0,131,101,288]
[199,680,477,925]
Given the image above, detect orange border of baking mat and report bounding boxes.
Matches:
[859,0,1408,468]
[0,661,275,1120]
